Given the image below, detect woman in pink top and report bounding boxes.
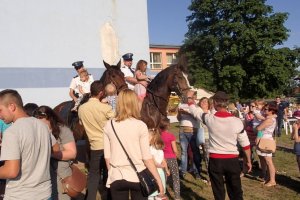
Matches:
[160,120,181,200]
[103,89,165,200]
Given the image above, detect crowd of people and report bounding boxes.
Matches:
[0,53,299,200]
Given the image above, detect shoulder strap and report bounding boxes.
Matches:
[110,120,139,173]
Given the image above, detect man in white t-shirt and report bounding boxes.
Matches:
[120,53,137,90]
[0,89,52,200]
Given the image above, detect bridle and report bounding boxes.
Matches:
[105,70,127,93]
[171,70,190,96]
[145,70,190,118]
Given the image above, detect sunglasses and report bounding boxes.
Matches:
[33,110,47,119]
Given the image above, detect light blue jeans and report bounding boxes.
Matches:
[179,132,202,174]
[180,132,193,174]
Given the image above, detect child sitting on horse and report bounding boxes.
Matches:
[101,83,117,112]
[71,69,93,111]
[134,59,152,101]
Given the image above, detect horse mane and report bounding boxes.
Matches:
[176,53,188,74]
[147,65,178,92]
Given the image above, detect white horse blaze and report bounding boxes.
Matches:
[182,72,191,87]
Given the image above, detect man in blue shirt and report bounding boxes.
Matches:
[276,97,289,137]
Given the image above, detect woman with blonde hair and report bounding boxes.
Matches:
[103,89,165,200]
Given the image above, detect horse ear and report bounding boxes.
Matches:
[103,60,110,69]
[177,54,188,73]
[116,59,121,68]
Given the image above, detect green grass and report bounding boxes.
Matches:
[166,123,300,200]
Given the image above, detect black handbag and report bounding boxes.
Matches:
[110,120,158,197]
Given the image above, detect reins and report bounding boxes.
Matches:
[145,90,168,118]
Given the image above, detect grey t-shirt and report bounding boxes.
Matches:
[50,125,75,200]
[1,117,52,200]
[53,125,75,177]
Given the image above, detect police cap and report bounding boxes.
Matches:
[72,61,84,70]
[122,53,133,61]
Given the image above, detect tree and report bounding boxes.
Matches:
[181,0,300,99]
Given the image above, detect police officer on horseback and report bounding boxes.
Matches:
[69,61,94,102]
[121,53,138,90]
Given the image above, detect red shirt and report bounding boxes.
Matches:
[161,130,177,159]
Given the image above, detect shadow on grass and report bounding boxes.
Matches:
[180,180,206,200]
[276,145,294,153]
[276,174,300,193]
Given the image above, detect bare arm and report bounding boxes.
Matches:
[243,149,252,173]
[105,158,110,170]
[176,112,182,121]
[78,85,84,95]
[69,89,78,102]
[143,159,164,195]
[171,141,178,156]
[253,111,265,121]
[0,160,20,179]
[292,123,300,142]
[52,141,77,161]
[162,159,170,176]
[52,143,60,153]
[136,71,148,81]
[256,118,273,131]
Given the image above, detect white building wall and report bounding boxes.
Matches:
[0,0,149,107]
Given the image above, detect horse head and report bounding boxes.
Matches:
[141,63,190,130]
[168,65,190,97]
[101,60,128,93]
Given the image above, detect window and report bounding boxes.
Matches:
[150,52,162,69]
[166,53,177,67]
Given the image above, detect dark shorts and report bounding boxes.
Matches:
[294,142,300,155]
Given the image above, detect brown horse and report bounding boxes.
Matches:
[141,60,190,130]
[53,60,127,140]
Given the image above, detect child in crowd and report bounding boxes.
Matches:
[252,100,266,132]
[252,100,267,180]
[101,83,117,112]
[160,120,181,200]
[148,129,170,200]
[228,102,240,118]
[134,60,151,101]
[245,102,257,149]
[71,69,93,111]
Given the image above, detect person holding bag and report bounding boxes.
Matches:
[34,106,77,199]
[255,102,277,187]
[104,89,165,200]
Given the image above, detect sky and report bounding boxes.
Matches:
[147,0,300,48]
